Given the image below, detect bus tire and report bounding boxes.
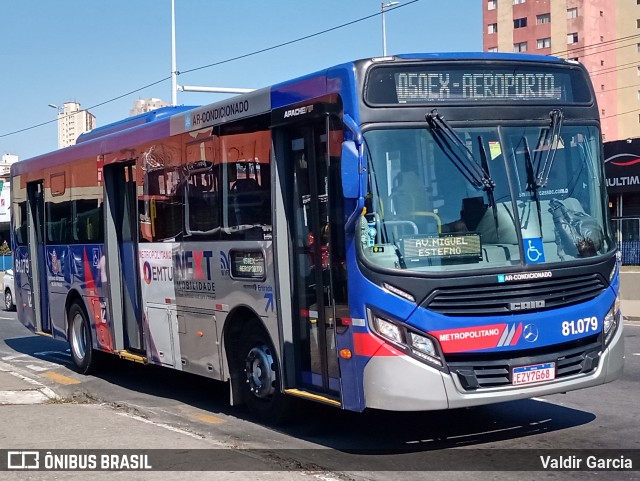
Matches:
[4,288,14,311]
[238,324,291,424]
[68,301,95,375]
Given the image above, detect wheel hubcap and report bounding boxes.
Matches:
[244,345,276,399]
[5,291,10,308]
[70,313,87,361]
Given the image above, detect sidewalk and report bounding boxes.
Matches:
[0,361,319,478]
[620,270,640,320]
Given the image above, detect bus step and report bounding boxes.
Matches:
[35,331,53,338]
[283,388,341,407]
[116,350,147,364]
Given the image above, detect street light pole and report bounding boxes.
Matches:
[170,1,254,98]
[171,0,178,106]
[381,1,399,57]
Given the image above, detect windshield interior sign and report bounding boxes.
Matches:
[402,233,482,262]
[230,250,266,280]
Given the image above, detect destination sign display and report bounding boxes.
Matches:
[231,250,266,280]
[402,233,482,262]
[366,64,591,105]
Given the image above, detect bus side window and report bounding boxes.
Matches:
[186,170,219,239]
[72,200,104,244]
[47,218,67,243]
[219,120,272,240]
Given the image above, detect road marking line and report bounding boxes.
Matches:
[0,316,15,320]
[314,475,343,481]
[41,371,81,385]
[26,364,49,372]
[114,411,218,442]
[1,354,28,361]
[633,353,640,356]
[189,412,226,424]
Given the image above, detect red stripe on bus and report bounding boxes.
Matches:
[511,322,523,345]
[352,332,402,357]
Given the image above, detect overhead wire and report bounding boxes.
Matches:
[550,32,640,57]
[0,1,416,140]
[5,1,640,140]
[181,1,418,75]
[0,77,170,139]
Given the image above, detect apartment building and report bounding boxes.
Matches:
[55,102,96,149]
[130,98,171,117]
[483,0,640,142]
[0,154,18,179]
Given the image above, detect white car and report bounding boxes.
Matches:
[3,269,15,311]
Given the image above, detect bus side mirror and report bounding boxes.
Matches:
[341,140,360,199]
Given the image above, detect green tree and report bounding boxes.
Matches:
[0,241,11,256]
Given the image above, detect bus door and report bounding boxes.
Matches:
[275,114,344,401]
[26,181,50,334]
[103,161,144,354]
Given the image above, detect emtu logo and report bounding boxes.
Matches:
[220,251,230,276]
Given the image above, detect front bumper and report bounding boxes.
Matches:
[362,320,625,411]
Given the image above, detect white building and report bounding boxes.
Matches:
[55,102,96,149]
[130,98,171,117]
[0,154,18,178]
[0,182,10,225]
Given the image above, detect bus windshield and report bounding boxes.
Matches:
[361,123,614,272]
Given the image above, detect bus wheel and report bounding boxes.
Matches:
[68,301,95,375]
[238,325,290,423]
[4,289,14,311]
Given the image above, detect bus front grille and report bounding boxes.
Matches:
[426,273,607,316]
[447,339,601,391]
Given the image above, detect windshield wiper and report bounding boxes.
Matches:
[536,109,564,188]
[522,136,543,237]
[477,137,500,241]
[426,109,499,237]
[426,109,496,192]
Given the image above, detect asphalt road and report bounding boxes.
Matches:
[0,309,638,480]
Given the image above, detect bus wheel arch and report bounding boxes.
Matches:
[64,290,85,340]
[223,307,289,422]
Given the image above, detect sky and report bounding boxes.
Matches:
[0,0,482,160]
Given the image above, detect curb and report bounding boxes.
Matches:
[0,361,59,405]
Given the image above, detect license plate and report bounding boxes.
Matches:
[512,362,556,386]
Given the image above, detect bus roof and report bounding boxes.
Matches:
[394,52,567,63]
[11,52,574,177]
[76,105,196,144]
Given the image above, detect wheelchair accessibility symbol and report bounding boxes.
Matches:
[524,238,545,264]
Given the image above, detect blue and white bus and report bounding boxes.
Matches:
[11,53,624,420]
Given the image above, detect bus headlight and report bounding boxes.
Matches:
[375,317,403,344]
[609,257,619,283]
[368,309,444,369]
[409,332,442,367]
[603,296,621,347]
